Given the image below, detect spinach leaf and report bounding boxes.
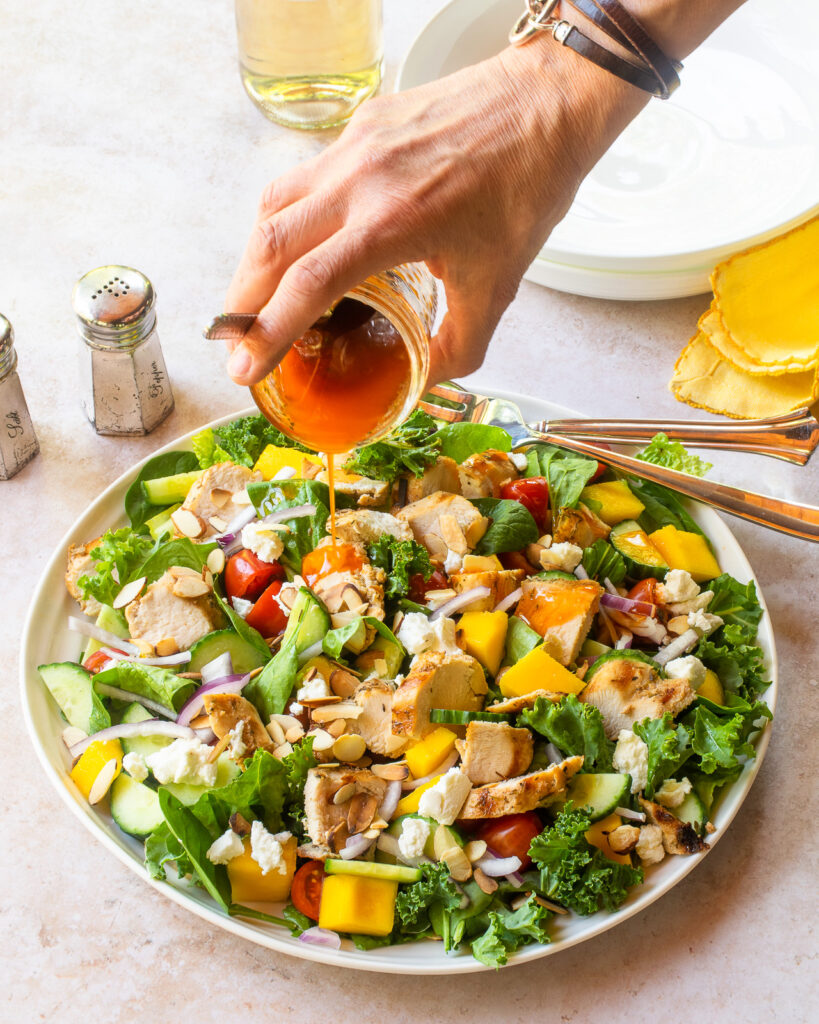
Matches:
[129,537,215,585]
[525,444,598,512]
[435,422,511,463]
[144,821,192,881]
[581,540,626,586]
[229,904,288,928]
[471,498,539,555]
[247,479,335,572]
[521,695,614,772]
[125,450,200,529]
[77,528,155,607]
[633,715,692,798]
[366,536,433,601]
[343,409,441,483]
[635,433,712,477]
[157,788,232,910]
[190,749,288,835]
[705,575,763,642]
[322,617,404,661]
[503,615,541,666]
[282,904,313,936]
[632,479,708,540]
[94,661,196,712]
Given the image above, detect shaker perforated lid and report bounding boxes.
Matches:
[72,266,156,347]
[0,313,17,378]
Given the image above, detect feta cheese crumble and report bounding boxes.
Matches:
[250,820,292,875]
[664,655,707,690]
[418,768,472,826]
[241,521,285,564]
[231,596,253,619]
[227,724,247,760]
[146,737,218,787]
[612,730,649,794]
[688,609,724,637]
[539,541,583,573]
[655,777,692,808]
[443,549,464,575]
[206,828,244,865]
[122,751,148,783]
[397,817,430,861]
[635,824,665,865]
[296,675,332,702]
[397,612,460,659]
[659,569,699,605]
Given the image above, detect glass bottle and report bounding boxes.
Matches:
[235,0,383,130]
[0,314,40,480]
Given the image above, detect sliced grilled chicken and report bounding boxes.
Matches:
[347,678,407,757]
[175,461,260,539]
[485,690,564,715]
[449,568,525,612]
[516,577,603,666]
[396,491,489,562]
[459,755,584,818]
[64,538,103,616]
[552,504,611,548]
[455,721,534,785]
[125,570,225,651]
[331,509,413,546]
[639,797,709,855]
[580,657,696,739]
[458,449,519,498]
[202,692,274,761]
[303,766,388,853]
[400,456,462,504]
[392,650,487,740]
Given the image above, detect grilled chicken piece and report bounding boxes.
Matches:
[392,651,487,740]
[552,504,611,548]
[458,450,519,498]
[317,466,390,507]
[516,577,603,666]
[347,678,407,757]
[449,569,524,612]
[202,693,274,761]
[459,755,584,818]
[175,461,260,539]
[455,721,534,785]
[64,538,103,616]
[331,509,413,546]
[580,658,696,739]
[303,766,388,853]
[399,456,462,504]
[396,491,489,562]
[485,690,564,714]
[125,570,225,651]
[639,798,709,855]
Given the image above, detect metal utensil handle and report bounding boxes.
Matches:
[202,313,256,341]
[546,407,819,466]
[531,425,819,542]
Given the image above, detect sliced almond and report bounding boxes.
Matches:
[167,565,201,579]
[112,576,146,609]
[326,719,347,738]
[534,895,569,915]
[133,638,156,658]
[88,759,120,805]
[464,839,487,863]
[370,817,388,831]
[231,488,253,506]
[424,589,457,610]
[384,734,408,756]
[273,741,294,759]
[285,725,305,744]
[208,733,233,763]
[363,828,381,840]
[473,867,498,895]
[372,659,388,677]
[210,487,233,509]
[267,719,286,746]
[270,713,301,732]
[172,575,211,599]
[438,514,468,555]
[667,615,690,635]
[155,636,180,657]
[332,782,356,806]
[340,584,367,612]
[347,792,378,835]
[330,610,359,629]
[208,515,229,533]
[62,725,88,751]
[189,714,211,730]
[333,733,366,763]
[311,702,362,723]
[171,508,206,539]
[392,611,405,634]
[441,846,472,882]
[206,548,226,575]
[329,668,359,699]
[370,762,409,781]
[327,821,351,853]
[309,728,335,752]
[247,666,265,679]
[299,694,342,709]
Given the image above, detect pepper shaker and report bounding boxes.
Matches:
[0,314,40,480]
[73,266,174,435]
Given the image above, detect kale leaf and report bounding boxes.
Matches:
[521,695,614,772]
[343,409,441,483]
[633,715,692,798]
[366,535,433,601]
[704,574,763,642]
[192,414,308,470]
[396,862,462,933]
[695,624,770,702]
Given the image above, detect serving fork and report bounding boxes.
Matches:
[419,382,819,542]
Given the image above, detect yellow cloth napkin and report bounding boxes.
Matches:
[670,213,819,418]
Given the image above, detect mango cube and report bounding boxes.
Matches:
[649,525,720,582]
[394,773,443,817]
[580,480,645,525]
[499,645,585,698]
[462,554,503,572]
[457,611,509,676]
[318,874,398,937]
[697,669,725,705]
[585,813,631,865]
[254,445,322,481]
[69,739,123,800]
[227,836,297,903]
[404,727,457,780]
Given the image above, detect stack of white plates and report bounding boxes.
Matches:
[397,0,819,300]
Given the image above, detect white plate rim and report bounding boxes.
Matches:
[20,390,777,975]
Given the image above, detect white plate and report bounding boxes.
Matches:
[21,393,777,974]
[397,0,819,299]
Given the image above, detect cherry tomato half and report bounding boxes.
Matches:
[408,568,448,602]
[628,578,661,605]
[83,648,125,674]
[245,579,288,637]
[500,477,550,532]
[224,548,285,603]
[475,812,543,871]
[291,860,325,921]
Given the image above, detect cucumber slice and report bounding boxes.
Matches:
[284,588,330,654]
[675,790,708,834]
[82,604,130,661]
[145,503,181,541]
[142,470,203,506]
[110,773,163,837]
[430,708,513,725]
[610,520,668,580]
[503,615,541,668]
[585,649,663,682]
[579,638,611,662]
[188,629,269,675]
[567,773,631,821]
[355,634,404,679]
[38,662,111,734]
[120,702,174,759]
[535,570,576,581]
[324,858,421,883]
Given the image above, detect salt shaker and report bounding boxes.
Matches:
[73,266,174,435]
[0,314,40,480]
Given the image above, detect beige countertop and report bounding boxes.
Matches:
[2,1,817,1020]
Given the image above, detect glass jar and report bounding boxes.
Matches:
[235,0,383,130]
[250,262,437,453]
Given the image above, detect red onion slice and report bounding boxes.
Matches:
[263,503,316,525]
[95,682,176,720]
[543,742,564,765]
[573,565,589,580]
[493,587,522,614]
[68,616,139,656]
[98,646,192,667]
[69,720,197,757]
[615,633,633,650]
[340,833,374,860]
[401,750,459,790]
[602,577,620,596]
[655,629,699,666]
[429,586,491,622]
[272,467,297,481]
[200,652,233,684]
[298,927,341,949]
[378,780,402,822]
[176,674,250,727]
[297,640,324,665]
[475,854,522,877]
[615,806,646,822]
[600,592,656,618]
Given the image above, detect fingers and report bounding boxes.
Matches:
[227,227,388,385]
[426,287,501,386]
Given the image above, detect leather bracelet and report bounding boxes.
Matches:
[509,0,682,99]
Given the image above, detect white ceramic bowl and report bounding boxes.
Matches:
[20,391,777,974]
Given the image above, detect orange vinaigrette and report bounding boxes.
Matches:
[328,461,336,544]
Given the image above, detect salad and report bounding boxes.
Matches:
[41,410,772,967]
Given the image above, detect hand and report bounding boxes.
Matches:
[224,39,646,387]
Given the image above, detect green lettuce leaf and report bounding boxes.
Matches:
[704,574,763,642]
[190,748,289,836]
[525,445,598,512]
[282,736,317,840]
[124,450,200,529]
[633,715,692,798]
[521,695,614,772]
[157,789,233,910]
[144,821,192,881]
[435,422,511,463]
[635,433,712,477]
[471,498,539,555]
[581,540,626,586]
[695,624,770,702]
[366,535,433,601]
[93,660,196,712]
[344,409,441,483]
[77,528,155,607]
